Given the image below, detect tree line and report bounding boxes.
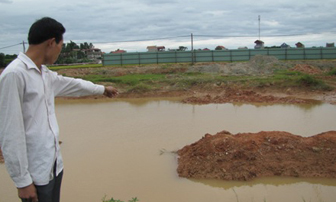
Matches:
[56,41,98,64]
[0,41,98,68]
[0,53,17,68]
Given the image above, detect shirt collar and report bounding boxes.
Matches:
[17,52,48,73]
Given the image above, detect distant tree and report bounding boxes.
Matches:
[0,53,5,67]
[178,46,187,51]
[0,53,17,68]
[80,42,91,50]
[77,51,86,60]
[64,40,79,52]
[55,41,95,64]
[89,43,94,49]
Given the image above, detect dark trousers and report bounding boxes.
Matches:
[21,163,63,202]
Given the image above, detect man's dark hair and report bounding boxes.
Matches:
[28,17,66,45]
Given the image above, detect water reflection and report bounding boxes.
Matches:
[190,177,336,190]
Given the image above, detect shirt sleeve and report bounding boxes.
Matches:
[49,70,105,97]
[0,72,33,188]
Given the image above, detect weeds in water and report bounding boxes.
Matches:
[232,188,239,202]
[102,196,139,202]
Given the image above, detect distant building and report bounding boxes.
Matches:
[280,43,291,48]
[111,49,127,54]
[215,46,228,50]
[254,40,265,49]
[238,46,248,49]
[326,43,335,47]
[147,46,165,52]
[147,46,157,52]
[295,42,305,48]
[85,48,102,61]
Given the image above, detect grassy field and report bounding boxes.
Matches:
[52,63,336,94]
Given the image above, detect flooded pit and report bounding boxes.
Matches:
[1,98,336,202]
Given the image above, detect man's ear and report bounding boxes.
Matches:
[46,38,56,48]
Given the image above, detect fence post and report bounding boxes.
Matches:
[191,33,194,64]
[138,52,141,65]
[156,52,159,64]
[102,54,105,66]
[285,48,287,60]
[212,50,214,62]
[120,53,123,66]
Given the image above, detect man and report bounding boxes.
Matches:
[0,17,118,202]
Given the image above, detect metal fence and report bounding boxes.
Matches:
[102,47,336,66]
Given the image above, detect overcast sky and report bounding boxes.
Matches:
[1,0,336,54]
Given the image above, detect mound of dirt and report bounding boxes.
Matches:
[177,130,336,181]
[290,64,324,75]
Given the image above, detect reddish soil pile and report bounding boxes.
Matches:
[290,64,324,75]
[177,130,336,181]
[182,88,314,105]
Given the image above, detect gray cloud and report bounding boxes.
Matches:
[1,0,336,54]
[0,0,12,4]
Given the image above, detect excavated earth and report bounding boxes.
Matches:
[177,130,336,181]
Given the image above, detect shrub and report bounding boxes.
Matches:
[298,74,333,90]
[298,74,320,86]
[327,68,336,76]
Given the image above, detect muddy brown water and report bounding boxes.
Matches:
[1,98,336,202]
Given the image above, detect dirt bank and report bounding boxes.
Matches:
[177,130,336,181]
[182,87,319,105]
[0,149,3,163]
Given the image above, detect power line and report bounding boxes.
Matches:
[92,35,190,44]
[0,43,22,50]
[193,33,306,38]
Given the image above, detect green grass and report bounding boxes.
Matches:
[327,67,336,76]
[247,69,333,91]
[57,63,333,93]
[49,64,103,71]
[83,74,166,86]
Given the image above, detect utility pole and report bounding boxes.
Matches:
[22,40,26,52]
[258,15,261,40]
[191,33,194,64]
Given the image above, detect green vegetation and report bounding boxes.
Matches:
[56,41,99,64]
[0,53,17,67]
[102,196,139,202]
[49,64,103,71]
[48,62,334,94]
[83,74,166,86]
[327,67,336,76]
[249,69,333,91]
